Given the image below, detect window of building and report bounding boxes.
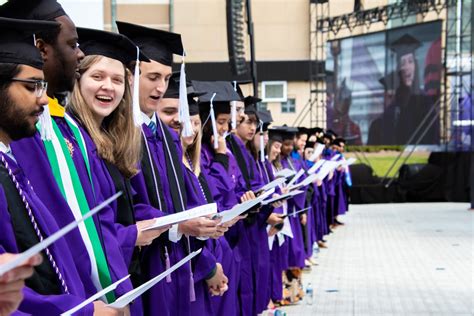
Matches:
[261,81,287,102]
[281,98,296,113]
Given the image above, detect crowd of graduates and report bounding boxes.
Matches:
[0,1,351,315]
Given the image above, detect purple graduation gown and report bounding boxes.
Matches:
[130,121,215,316]
[200,144,240,316]
[280,156,306,269]
[202,142,256,316]
[11,118,134,300]
[0,154,94,315]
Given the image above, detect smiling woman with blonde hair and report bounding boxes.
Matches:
[65,28,171,313]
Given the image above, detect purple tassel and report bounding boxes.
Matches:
[165,247,172,283]
[189,272,196,302]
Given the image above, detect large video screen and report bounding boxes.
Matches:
[326,21,442,146]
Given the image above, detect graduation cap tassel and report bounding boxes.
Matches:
[132,46,143,127]
[165,246,172,283]
[259,120,265,162]
[189,271,196,302]
[209,93,219,149]
[179,55,193,137]
[38,104,53,141]
[231,81,237,130]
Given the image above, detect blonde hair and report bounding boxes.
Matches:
[182,127,202,177]
[68,55,141,178]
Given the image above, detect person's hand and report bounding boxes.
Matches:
[206,263,228,296]
[211,135,227,155]
[328,170,334,180]
[178,217,219,238]
[300,213,307,226]
[270,194,283,208]
[268,226,279,237]
[240,191,256,203]
[280,187,289,194]
[0,253,42,316]
[266,213,284,226]
[135,219,170,247]
[211,222,229,239]
[316,179,323,187]
[93,300,129,316]
[221,214,246,229]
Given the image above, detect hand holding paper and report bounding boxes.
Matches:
[0,192,122,277]
[142,203,217,232]
[220,188,275,223]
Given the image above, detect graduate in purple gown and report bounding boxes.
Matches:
[252,110,286,312]
[3,0,134,310]
[158,77,233,316]
[118,21,223,316]
[65,28,182,315]
[265,130,291,306]
[235,98,283,315]
[194,80,258,316]
[0,16,115,315]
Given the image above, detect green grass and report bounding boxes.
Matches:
[346,152,430,178]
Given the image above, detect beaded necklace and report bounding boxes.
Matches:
[0,153,69,294]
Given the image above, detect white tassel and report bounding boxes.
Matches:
[38,104,53,141]
[259,120,265,162]
[231,81,237,130]
[209,93,218,149]
[179,55,193,137]
[132,46,143,127]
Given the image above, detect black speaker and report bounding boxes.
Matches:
[226,0,248,76]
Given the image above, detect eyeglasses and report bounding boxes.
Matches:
[10,78,48,98]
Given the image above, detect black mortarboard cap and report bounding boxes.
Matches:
[258,109,273,131]
[234,80,252,101]
[0,0,66,21]
[269,125,297,142]
[193,81,241,115]
[0,17,59,69]
[244,96,261,116]
[116,21,183,66]
[332,137,346,146]
[324,129,338,139]
[305,141,316,150]
[163,72,180,99]
[77,27,149,65]
[390,34,421,58]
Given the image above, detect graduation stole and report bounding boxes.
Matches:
[38,98,115,302]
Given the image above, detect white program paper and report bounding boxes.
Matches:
[287,169,305,187]
[61,275,131,315]
[330,154,342,161]
[108,249,202,309]
[220,188,275,224]
[142,203,217,232]
[308,143,326,162]
[315,161,339,181]
[307,159,326,175]
[288,173,319,190]
[0,192,122,277]
[256,177,286,193]
[274,168,296,179]
[340,157,357,167]
[261,190,304,206]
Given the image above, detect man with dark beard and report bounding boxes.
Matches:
[1,0,135,312]
[0,16,119,315]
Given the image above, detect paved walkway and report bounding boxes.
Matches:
[278,203,473,316]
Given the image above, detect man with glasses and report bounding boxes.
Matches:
[1,0,134,313]
[0,16,121,315]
